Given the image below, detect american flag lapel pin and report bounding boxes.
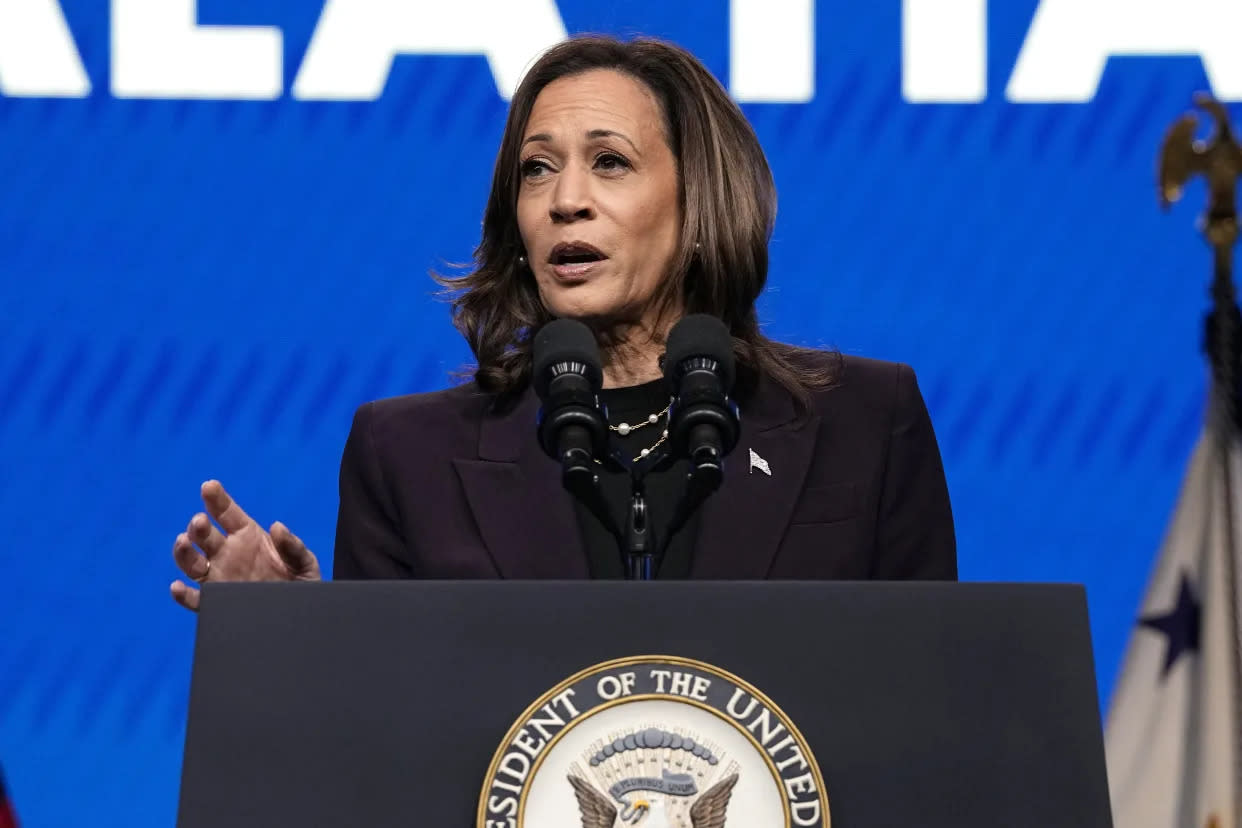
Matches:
[749,448,771,476]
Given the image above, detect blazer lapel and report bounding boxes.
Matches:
[691,378,821,579]
[453,389,589,579]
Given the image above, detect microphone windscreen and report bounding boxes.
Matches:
[664,314,736,391]
[532,318,603,399]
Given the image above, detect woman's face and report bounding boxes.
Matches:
[516,69,682,330]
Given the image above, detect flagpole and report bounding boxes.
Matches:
[1159,92,1242,827]
[1210,234,1242,828]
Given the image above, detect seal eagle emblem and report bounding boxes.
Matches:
[567,726,740,827]
[476,656,831,827]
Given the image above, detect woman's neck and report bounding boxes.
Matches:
[600,339,663,388]
[596,315,673,389]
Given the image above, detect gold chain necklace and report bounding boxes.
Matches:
[610,399,673,462]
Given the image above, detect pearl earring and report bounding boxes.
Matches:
[518,255,527,266]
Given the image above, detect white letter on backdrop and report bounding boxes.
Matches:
[902,0,986,103]
[730,0,815,102]
[0,0,90,97]
[1008,0,1242,102]
[112,0,282,99]
[292,0,568,101]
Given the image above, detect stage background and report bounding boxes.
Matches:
[0,1,1233,824]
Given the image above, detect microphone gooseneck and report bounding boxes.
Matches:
[532,318,609,477]
[532,314,741,582]
[663,314,741,486]
[532,318,628,563]
[659,315,742,553]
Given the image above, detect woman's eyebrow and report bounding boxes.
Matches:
[521,129,641,156]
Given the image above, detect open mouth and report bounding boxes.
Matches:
[549,242,607,266]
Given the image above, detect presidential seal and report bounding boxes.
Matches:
[477,655,830,827]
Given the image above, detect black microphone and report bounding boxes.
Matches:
[663,314,741,487]
[533,318,610,484]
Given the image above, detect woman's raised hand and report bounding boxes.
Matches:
[170,480,321,611]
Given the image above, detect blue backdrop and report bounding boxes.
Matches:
[0,1,1233,824]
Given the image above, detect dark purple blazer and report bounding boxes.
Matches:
[330,354,956,581]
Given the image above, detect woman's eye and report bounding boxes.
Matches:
[521,159,551,177]
[595,153,630,172]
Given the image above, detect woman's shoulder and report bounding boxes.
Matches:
[772,345,927,418]
[348,381,498,448]
[363,380,490,418]
[828,353,926,416]
[831,353,918,392]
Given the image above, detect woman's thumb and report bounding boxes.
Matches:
[270,521,317,575]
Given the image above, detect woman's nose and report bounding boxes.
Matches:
[549,166,595,223]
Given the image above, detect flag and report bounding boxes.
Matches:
[1104,399,1242,828]
[748,448,771,476]
[0,764,18,828]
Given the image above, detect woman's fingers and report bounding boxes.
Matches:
[271,522,320,578]
[170,482,317,607]
[170,579,201,612]
[172,532,211,581]
[200,479,253,534]
[186,512,226,558]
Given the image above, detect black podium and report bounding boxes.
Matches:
[176,581,1114,827]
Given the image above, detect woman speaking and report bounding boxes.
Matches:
[169,34,956,610]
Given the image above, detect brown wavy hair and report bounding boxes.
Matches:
[437,34,840,407]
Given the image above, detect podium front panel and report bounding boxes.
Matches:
[177,581,1112,827]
